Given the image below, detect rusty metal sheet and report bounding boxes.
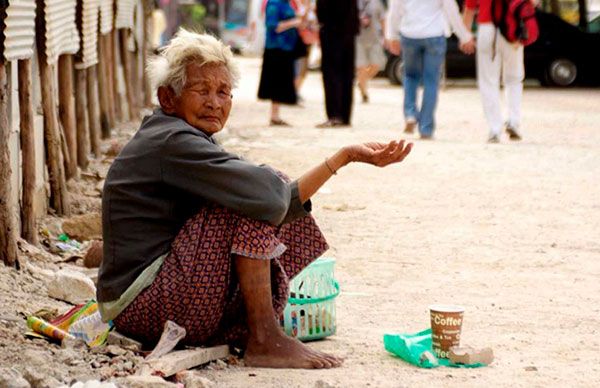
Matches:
[43,0,79,64]
[75,0,100,69]
[1,0,36,61]
[115,0,135,30]
[99,0,113,35]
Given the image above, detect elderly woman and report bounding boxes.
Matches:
[97,29,412,369]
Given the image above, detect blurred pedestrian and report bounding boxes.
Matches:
[315,0,359,128]
[463,0,529,143]
[292,0,319,103]
[356,0,387,104]
[385,0,475,139]
[258,0,306,126]
[151,1,166,50]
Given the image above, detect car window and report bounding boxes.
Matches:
[589,0,600,31]
[589,15,600,32]
[540,0,581,26]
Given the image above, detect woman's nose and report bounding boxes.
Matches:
[204,93,219,108]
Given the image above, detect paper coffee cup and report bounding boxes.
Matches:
[429,304,464,359]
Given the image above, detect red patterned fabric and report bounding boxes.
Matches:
[113,205,328,348]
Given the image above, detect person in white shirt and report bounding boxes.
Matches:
[385,0,475,139]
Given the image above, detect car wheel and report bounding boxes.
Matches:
[545,58,577,87]
[387,56,403,85]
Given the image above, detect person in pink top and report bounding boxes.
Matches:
[463,0,532,143]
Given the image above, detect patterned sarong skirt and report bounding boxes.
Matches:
[113,205,329,348]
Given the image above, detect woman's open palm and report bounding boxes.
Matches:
[346,140,413,167]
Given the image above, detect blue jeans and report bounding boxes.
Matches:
[401,35,447,137]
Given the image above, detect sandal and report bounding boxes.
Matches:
[270,118,291,127]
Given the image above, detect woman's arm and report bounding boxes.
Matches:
[297,140,413,203]
[384,0,403,55]
[275,17,304,33]
[462,7,476,31]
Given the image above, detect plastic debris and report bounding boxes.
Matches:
[383,328,489,369]
[27,316,75,341]
[145,320,187,360]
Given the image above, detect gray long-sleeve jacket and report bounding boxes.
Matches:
[97,110,310,302]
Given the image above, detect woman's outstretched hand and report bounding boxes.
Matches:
[297,140,413,203]
[344,140,413,167]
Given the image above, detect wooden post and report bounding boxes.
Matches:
[74,68,90,170]
[97,35,112,139]
[86,65,101,158]
[18,59,38,245]
[38,58,70,216]
[119,29,138,120]
[142,0,153,107]
[58,54,78,178]
[130,36,141,113]
[103,34,116,125]
[0,61,19,266]
[36,7,70,216]
[111,29,124,122]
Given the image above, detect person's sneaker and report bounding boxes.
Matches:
[404,119,417,134]
[505,124,522,141]
[419,134,434,140]
[361,92,369,104]
[487,134,500,143]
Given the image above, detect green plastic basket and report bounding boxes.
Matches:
[282,257,339,341]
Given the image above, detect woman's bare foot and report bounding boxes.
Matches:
[244,330,343,369]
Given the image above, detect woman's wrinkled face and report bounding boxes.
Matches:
[167,63,233,135]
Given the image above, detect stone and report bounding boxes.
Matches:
[174,371,215,388]
[70,381,118,388]
[22,349,48,366]
[62,213,102,241]
[105,344,128,357]
[107,331,142,352]
[83,241,103,268]
[47,269,96,304]
[314,380,336,388]
[116,375,178,388]
[105,141,123,157]
[0,367,31,388]
[22,367,61,388]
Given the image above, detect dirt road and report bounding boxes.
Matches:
[209,57,600,387]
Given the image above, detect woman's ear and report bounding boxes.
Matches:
[158,86,177,114]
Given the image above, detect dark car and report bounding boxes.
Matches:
[385,5,600,87]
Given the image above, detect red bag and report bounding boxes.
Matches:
[299,26,319,45]
[492,0,539,46]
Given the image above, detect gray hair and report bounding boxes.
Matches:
[147,29,240,95]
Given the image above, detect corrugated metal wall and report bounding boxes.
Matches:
[43,0,79,64]
[2,0,37,61]
[75,0,100,69]
[99,0,114,35]
[115,0,135,30]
